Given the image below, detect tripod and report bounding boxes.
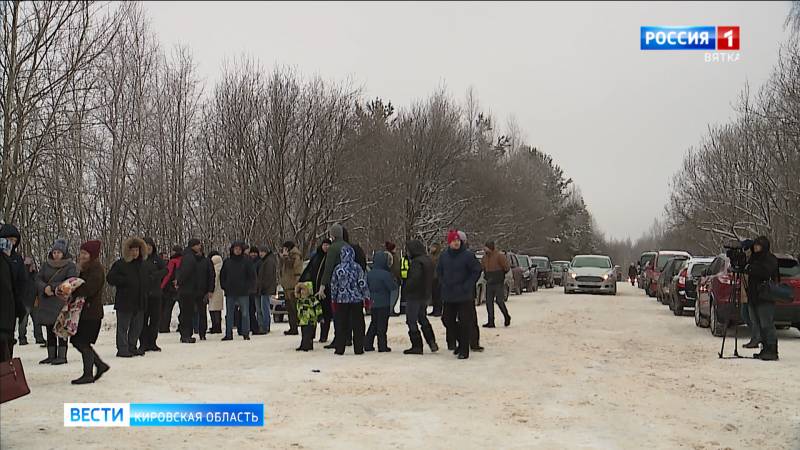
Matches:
[718,271,744,359]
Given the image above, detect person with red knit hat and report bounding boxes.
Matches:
[70,240,110,384]
[436,229,482,359]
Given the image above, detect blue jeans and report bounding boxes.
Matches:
[257,295,272,332]
[226,296,250,338]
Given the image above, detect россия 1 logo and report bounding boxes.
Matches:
[640,26,740,62]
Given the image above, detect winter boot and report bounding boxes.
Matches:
[421,323,439,352]
[319,320,330,343]
[759,343,779,361]
[51,346,68,365]
[39,346,56,364]
[742,338,760,349]
[72,348,95,385]
[403,332,424,355]
[93,349,110,381]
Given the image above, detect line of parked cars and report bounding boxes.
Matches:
[636,249,800,337]
[473,252,559,305]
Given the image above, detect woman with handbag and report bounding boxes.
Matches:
[35,239,77,365]
[70,240,109,384]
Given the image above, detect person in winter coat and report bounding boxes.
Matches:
[295,281,322,351]
[247,246,264,335]
[745,236,780,361]
[208,252,224,334]
[330,245,370,355]
[36,239,78,365]
[177,239,204,343]
[300,239,331,342]
[159,245,183,333]
[193,249,215,340]
[365,250,396,352]
[257,246,278,334]
[70,240,110,384]
[139,237,167,352]
[430,242,443,317]
[221,241,256,340]
[0,240,16,362]
[461,231,484,353]
[1,224,27,345]
[23,257,43,345]
[279,241,303,336]
[107,237,149,357]
[437,230,482,360]
[403,240,439,354]
[386,241,402,316]
[481,241,511,328]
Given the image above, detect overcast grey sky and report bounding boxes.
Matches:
[144,1,792,241]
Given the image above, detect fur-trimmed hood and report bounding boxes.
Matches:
[122,237,149,262]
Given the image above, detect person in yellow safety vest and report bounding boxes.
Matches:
[400,257,409,280]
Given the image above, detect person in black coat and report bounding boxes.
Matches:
[106,237,150,357]
[221,241,256,340]
[177,239,204,343]
[300,239,331,341]
[0,242,16,362]
[256,246,278,334]
[437,230,482,360]
[0,224,27,345]
[403,240,439,355]
[191,249,215,340]
[745,236,780,361]
[139,237,167,352]
[248,246,263,334]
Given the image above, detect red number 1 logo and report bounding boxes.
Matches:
[717,26,740,50]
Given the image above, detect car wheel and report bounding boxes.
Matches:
[710,300,726,337]
[672,296,684,316]
[695,300,709,328]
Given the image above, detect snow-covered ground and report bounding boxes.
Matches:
[2,284,799,449]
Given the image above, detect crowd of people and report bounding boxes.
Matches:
[0,222,519,386]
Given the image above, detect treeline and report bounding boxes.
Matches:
[1,1,601,270]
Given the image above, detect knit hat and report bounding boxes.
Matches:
[447,230,461,245]
[385,241,396,252]
[80,240,102,260]
[187,238,202,248]
[51,239,69,255]
[143,237,157,253]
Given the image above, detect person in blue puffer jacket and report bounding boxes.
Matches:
[330,245,370,355]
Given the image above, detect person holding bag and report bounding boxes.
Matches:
[35,239,77,365]
[69,240,109,384]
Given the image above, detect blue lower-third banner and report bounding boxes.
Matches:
[64,403,264,427]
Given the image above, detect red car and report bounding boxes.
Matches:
[695,253,800,336]
[645,250,691,298]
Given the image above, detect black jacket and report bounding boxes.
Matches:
[257,252,278,296]
[403,240,433,303]
[145,253,167,299]
[300,244,327,292]
[177,248,205,298]
[746,237,779,304]
[436,243,482,304]
[220,244,256,297]
[0,224,26,317]
[0,253,15,334]
[107,258,149,313]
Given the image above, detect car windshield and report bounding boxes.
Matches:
[531,258,549,269]
[518,257,530,269]
[778,259,800,278]
[552,262,568,270]
[657,254,686,270]
[690,263,710,277]
[571,256,611,269]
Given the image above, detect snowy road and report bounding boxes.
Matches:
[2,283,799,449]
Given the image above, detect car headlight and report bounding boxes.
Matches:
[569,271,577,278]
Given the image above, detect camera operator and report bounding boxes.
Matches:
[744,236,780,361]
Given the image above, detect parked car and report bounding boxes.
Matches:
[507,252,525,295]
[551,260,570,286]
[530,256,554,288]
[564,254,617,295]
[646,250,691,297]
[657,256,690,305]
[638,251,656,290]
[668,257,713,316]
[475,251,516,305]
[517,255,537,292]
[272,286,288,323]
[696,253,800,336]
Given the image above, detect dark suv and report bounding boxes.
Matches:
[530,256,554,288]
[657,256,689,305]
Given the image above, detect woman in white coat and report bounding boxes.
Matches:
[208,253,224,334]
